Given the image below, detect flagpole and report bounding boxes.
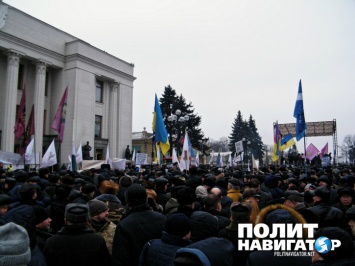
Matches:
[303,136,307,175]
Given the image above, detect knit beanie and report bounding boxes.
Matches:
[195,186,208,199]
[65,203,89,223]
[88,200,108,217]
[176,187,196,205]
[229,202,252,223]
[0,222,31,266]
[81,183,96,194]
[166,213,191,238]
[125,184,147,206]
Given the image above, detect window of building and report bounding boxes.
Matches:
[96,80,103,103]
[95,115,102,138]
[17,64,24,91]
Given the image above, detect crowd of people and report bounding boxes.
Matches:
[0,160,355,266]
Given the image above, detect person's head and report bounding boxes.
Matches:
[0,222,31,266]
[195,186,208,199]
[125,184,147,207]
[242,188,260,203]
[166,213,191,240]
[317,175,331,188]
[337,187,354,207]
[227,178,243,191]
[229,202,252,223]
[345,206,355,237]
[64,203,89,225]
[313,187,330,204]
[312,227,354,263]
[203,194,221,212]
[249,178,261,193]
[34,206,51,231]
[176,187,196,208]
[18,183,37,202]
[283,191,304,209]
[80,183,96,199]
[210,187,222,198]
[99,180,119,195]
[0,194,11,217]
[88,200,109,222]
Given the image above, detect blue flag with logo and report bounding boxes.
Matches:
[293,80,307,141]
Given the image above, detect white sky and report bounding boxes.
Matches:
[5,0,355,157]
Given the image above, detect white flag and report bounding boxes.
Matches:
[105,144,110,164]
[195,152,200,166]
[179,131,190,171]
[24,137,38,164]
[228,153,232,167]
[172,148,179,164]
[235,140,244,154]
[209,153,214,164]
[26,137,34,154]
[252,155,259,170]
[41,140,57,168]
[156,145,161,165]
[132,149,136,162]
[76,143,83,164]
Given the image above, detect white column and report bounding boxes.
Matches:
[109,82,119,158]
[33,61,47,157]
[2,51,21,152]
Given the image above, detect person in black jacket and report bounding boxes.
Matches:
[111,184,166,266]
[43,203,110,266]
[139,213,191,265]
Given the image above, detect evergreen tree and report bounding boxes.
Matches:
[159,86,209,155]
[228,111,247,154]
[247,115,265,163]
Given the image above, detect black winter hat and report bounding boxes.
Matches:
[176,187,196,205]
[34,206,49,225]
[166,213,191,237]
[314,186,330,203]
[18,183,36,199]
[337,187,355,198]
[0,194,12,206]
[81,183,96,194]
[345,206,355,221]
[65,203,89,223]
[125,184,147,206]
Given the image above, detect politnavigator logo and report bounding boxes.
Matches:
[314,237,332,254]
[237,224,341,256]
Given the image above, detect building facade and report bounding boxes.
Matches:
[0,2,135,164]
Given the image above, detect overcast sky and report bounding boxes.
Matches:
[5,0,355,158]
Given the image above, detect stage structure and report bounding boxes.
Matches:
[276,119,338,165]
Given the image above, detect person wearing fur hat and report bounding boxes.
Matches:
[174,187,196,218]
[72,182,96,204]
[308,187,345,228]
[333,187,355,214]
[43,203,111,266]
[218,202,253,266]
[112,184,166,266]
[247,204,312,266]
[88,199,116,254]
[34,206,52,252]
[139,213,192,265]
[316,175,338,205]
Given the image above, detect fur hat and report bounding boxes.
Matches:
[125,184,147,206]
[229,202,252,224]
[284,190,304,203]
[99,180,119,195]
[0,222,31,266]
[65,203,89,223]
[166,213,191,237]
[88,200,108,217]
[0,194,12,206]
[337,187,354,198]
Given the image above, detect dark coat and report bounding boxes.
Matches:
[111,203,166,266]
[309,202,345,228]
[139,231,191,266]
[43,225,111,266]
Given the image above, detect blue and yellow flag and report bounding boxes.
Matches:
[152,94,170,156]
[279,133,296,151]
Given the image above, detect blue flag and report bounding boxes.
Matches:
[216,153,221,166]
[293,80,306,141]
[152,94,170,155]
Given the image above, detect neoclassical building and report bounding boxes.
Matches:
[0,2,135,164]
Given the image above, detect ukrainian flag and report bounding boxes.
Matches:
[152,94,170,156]
[279,133,296,151]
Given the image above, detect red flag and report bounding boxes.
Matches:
[14,85,26,140]
[51,86,68,143]
[19,105,34,155]
[320,143,328,159]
